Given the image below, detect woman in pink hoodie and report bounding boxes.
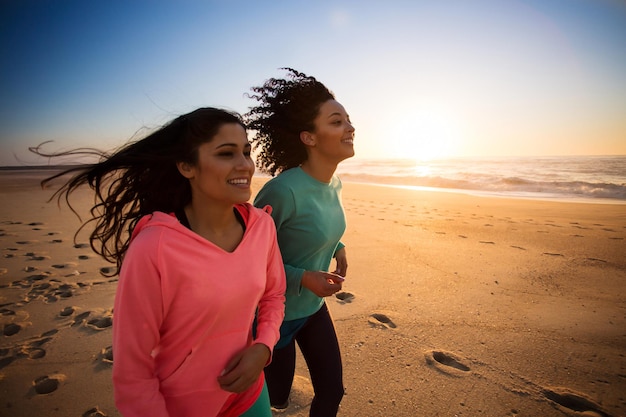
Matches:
[35,108,286,417]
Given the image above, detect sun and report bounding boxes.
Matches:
[388,109,462,161]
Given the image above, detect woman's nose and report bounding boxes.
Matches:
[237,154,255,170]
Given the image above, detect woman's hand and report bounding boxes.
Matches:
[217,343,270,393]
[301,270,344,297]
[333,247,348,278]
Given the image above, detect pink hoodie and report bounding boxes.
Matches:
[112,204,285,417]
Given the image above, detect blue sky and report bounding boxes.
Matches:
[1,0,625,166]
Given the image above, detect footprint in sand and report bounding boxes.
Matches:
[335,291,355,304]
[87,315,113,330]
[72,311,92,327]
[24,271,52,283]
[1,331,57,368]
[60,306,75,317]
[544,223,562,228]
[424,350,470,376]
[100,266,116,275]
[16,240,39,245]
[33,374,65,394]
[24,332,56,356]
[41,329,59,337]
[83,407,108,417]
[28,335,55,352]
[52,262,78,269]
[54,283,78,299]
[3,323,22,336]
[24,346,46,359]
[586,258,607,264]
[542,387,611,417]
[99,345,113,363]
[26,252,51,261]
[20,279,78,303]
[368,313,396,329]
[0,307,15,316]
[0,355,16,369]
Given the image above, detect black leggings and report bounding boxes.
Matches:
[265,303,344,417]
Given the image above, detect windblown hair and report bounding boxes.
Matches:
[244,68,334,176]
[31,107,245,275]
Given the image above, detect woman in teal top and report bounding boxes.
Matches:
[246,68,355,417]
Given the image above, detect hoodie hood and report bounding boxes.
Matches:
[130,202,268,243]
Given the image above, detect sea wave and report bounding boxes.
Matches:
[338,173,626,200]
[336,156,626,202]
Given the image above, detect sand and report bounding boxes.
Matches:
[1,169,625,417]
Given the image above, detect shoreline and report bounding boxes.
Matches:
[343,180,626,205]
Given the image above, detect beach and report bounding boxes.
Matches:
[1,169,625,417]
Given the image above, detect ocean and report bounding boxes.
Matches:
[2,156,624,204]
[334,155,626,204]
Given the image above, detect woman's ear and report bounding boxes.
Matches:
[176,161,195,179]
[300,131,315,147]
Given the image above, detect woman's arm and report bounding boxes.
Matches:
[113,234,170,417]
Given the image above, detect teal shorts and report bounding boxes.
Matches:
[253,316,308,350]
[274,316,308,349]
[240,381,271,417]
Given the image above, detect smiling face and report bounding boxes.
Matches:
[303,99,355,164]
[177,122,255,206]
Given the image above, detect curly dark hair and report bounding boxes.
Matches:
[30,107,246,275]
[244,68,335,176]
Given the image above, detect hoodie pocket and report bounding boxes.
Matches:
[160,330,249,397]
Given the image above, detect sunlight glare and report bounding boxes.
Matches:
[388,109,461,161]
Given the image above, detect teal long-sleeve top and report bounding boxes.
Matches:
[254,167,346,321]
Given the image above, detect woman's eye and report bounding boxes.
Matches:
[217,151,252,158]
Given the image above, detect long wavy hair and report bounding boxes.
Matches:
[244,68,334,176]
[31,107,246,275]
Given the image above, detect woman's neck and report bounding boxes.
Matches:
[300,158,337,183]
[184,201,243,251]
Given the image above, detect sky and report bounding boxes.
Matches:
[1,0,625,166]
